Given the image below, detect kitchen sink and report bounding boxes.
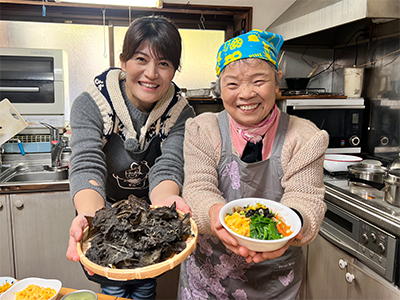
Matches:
[0,162,69,183]
[0,153,70,193]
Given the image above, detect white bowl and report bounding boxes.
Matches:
[1,277,62,300]
[0,277,17,295]
[219,198,301,252]
[324,154,363,173]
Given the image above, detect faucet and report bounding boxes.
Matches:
[41,122,67,168]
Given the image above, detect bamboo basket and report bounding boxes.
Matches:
[77,210,198,281]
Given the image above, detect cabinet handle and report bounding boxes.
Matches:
[0,201,3,209]
[338,259,348,269]
[345,272,355,283]
[14,199,24,209]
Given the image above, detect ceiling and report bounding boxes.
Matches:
[0,0,252,35]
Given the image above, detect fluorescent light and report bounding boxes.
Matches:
[60,0,163,8]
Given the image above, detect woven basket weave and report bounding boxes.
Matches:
[77,209,198,281]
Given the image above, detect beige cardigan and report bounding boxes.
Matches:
[182,110,329,246]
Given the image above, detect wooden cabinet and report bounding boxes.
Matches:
[306,234,400,300]
[1,191,100,292]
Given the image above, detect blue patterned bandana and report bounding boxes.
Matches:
[216,29,284,76]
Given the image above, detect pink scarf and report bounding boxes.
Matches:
[230,104,278,143]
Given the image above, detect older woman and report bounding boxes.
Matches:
[179,30,329,299]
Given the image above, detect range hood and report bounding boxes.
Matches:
[267,0,400,41]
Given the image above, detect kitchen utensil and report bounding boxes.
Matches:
[219,198,301,252]
[347,163,388,186]
[77,207,198,280]
[324,154,363,173]
[347,173,386,190]
[385,169,400,207]
[285,77,310,90]
[388,154,400,170]
[0,99,28,145]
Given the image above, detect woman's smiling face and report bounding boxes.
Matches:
[220,58,281,126]
[121,42,176,113]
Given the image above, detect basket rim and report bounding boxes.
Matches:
[77,207,198,281]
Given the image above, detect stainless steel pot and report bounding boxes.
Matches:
[347,163,388,186]
[384,169,400,207]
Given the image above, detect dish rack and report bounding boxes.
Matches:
[3,134,52,153]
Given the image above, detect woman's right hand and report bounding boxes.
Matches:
[209,203,258,262]
[66,214,87,262]
[66,213,95,275]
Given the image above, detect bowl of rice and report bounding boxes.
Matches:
[219,198,302,252]
[1,277,62,300]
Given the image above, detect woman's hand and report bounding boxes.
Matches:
[150,180,191,214]
[209,203,257,262]
[210,203,304,263]
[251,228,304,263]
[66,213,95,275]
[153,195,191,215]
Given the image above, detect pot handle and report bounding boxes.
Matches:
[347,174,386,191]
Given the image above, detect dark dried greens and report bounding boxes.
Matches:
[85,195,192,269]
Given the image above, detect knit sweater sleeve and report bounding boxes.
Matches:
[69,92,108,201]
[280,115,329,246]
[183,112,329,242]
[148,104,195,193]
[182,113,226,235]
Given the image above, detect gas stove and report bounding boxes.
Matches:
[323,170,400,236]
[322,168,400,286]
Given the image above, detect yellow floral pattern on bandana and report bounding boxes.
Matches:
[216,29,284,76]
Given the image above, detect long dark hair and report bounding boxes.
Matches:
[120,15,182,71]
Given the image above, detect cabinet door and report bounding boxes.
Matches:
[10,192,100,292]
[347,262,400,300]
[306,234,352,300]
[0,195,14,276]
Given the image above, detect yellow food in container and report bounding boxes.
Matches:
[14,284,56,300]
[224,212,251,237]
[0,282,14,293]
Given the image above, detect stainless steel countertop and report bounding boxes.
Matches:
[0,152,70,194]
[324,177,400,237]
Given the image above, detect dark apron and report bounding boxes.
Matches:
[81,132,161,286]
[104,132,161,203]
[178,110,302,300]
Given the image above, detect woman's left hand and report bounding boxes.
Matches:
[249,228,304,263]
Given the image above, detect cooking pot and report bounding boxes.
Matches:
[385,169,400,207]
[347,163,388,188]
[348,162,400,207]
[285,77,310,90]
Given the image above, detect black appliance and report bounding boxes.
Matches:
[277,97,365,154]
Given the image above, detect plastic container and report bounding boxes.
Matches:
[344,67,364,97]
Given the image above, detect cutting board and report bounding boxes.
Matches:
[0,98,28,145]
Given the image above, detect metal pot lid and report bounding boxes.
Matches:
[387,169,400,185]
[388,154,400,171]
[347,163,388,174]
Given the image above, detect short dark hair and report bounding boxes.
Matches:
[120,15,182,71]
